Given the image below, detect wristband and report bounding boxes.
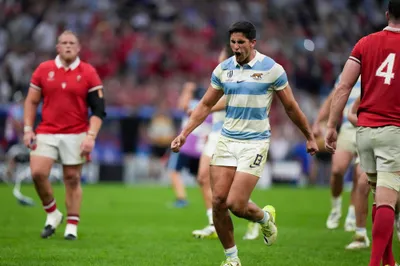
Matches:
[24,126,33,133]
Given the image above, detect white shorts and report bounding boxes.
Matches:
[202,132,220,158]
[337,127,357,154]
[30,133,87,165]
[211,135,270,177]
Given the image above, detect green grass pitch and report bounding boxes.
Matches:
[0,184,398,265]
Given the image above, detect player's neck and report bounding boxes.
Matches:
[239,50,256,66]
[59,57,76,68]
[388,21,400,29]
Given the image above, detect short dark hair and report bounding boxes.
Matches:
[389,0,400,20]
[228,21,257,40]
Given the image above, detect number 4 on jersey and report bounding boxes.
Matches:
[376,53,396,85]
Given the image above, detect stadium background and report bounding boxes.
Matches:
[0,0,391,186]
[1,1,399,266]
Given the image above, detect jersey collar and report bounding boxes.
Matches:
[234,50,263,68]
[55,55,81,70]
[383,26,400,33]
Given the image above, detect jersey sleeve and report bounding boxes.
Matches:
[30,64,43,91]
[87,65,103,93]
[349,36,367,65]
[272,64,288,91]
[210,64,223,90]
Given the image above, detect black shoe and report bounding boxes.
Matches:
[64,234,77,240]
[41,225,56,239]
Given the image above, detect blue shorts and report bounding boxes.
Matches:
[167,152,199,176]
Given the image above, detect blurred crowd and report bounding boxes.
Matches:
[0,0,391,183]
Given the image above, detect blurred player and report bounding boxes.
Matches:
[24,30,106,240]
[313,76,361,231]
[191,46,260,240]
[326,1,400,264]
[167,82,211,208]
[171,21,318,266]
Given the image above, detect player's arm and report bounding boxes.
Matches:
[178,81,196,111]
[87,89,106,139]
[314,91,334,124]
[276,85,314,141]
[180,86,224,138]
[327,60,360,129]
[210,96,226,112]
[348,96,360,127]
[23,88,41,132]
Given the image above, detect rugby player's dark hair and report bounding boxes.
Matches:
[389,0,400,20]
[228,21,257,41]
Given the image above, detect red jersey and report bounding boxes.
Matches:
[30,56,102,134]
[350,26,400,127]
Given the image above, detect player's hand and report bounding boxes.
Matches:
[187,109,193,117]
[306,138,319,156]
[80,135,95,157]
[171,134,186,153]
[325,127,338,154]
[23,131,36,150]
[312,123,322,138]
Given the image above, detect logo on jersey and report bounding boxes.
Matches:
[251,73,263,80]
[61,82,66,89]
[77,75,81,82]
[227,70,233,78]
[47,71,55,81]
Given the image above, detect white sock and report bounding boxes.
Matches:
[331,196,342,210]
[224,245,238,259]
[347,205,355,217]
[65,223,78,237]
[256,210,270,224]
[355,227,367,236]
[206,208,213,225]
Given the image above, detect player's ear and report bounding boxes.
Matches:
[386,11,390,22]
[56,43,60,54]
[251,39,256,49]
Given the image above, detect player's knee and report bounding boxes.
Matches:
[212,195,227,210]
[227,200,246,218]
[31,168,49,182]
[331,166,345,179]
[357,174,370,195]
[196,172,209,187]
[63,172,80,188]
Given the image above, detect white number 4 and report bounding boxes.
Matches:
[376,53,396,85]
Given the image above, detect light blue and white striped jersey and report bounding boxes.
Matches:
[210,51,288,140]
[211,111,225,133]
[337,75,361,129]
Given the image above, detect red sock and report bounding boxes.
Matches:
[43,199,57,213]
[369,205,395,266]
[67,214,80,225]
[382,231,395,266]
[372,203,376,223]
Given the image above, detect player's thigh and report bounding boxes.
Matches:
[210,136,237,168]
[375,126,400,173]
[227,171,259,208]
[356,127,377,174]
[210,165,236,203]
[58,133,86,165]
[236,140,269,178]
[197,154,211,184]
[30,134,59,161]
[331,149,354,177]
[30,155,55,178]
[337,128,357,154]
